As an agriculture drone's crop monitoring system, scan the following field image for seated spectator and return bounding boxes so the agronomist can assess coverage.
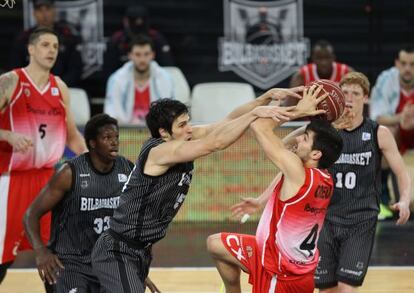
[103,5,174,80]
[370,45,414,219]
[9,0,83,87]
[104,35,174,126]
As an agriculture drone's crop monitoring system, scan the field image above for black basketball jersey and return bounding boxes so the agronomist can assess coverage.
[326,118,382,225]
[110,138,194,244]
[49,153,134,263]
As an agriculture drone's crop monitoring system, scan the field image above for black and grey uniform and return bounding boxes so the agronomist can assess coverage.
[49,153,134,293]
[315,119,381,288]
[91,138,194,293]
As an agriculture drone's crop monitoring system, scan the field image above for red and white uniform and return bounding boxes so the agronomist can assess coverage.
[0,68,67,264]
[300,62,350,86]
[222,168,333,293]
[396,89,414,154]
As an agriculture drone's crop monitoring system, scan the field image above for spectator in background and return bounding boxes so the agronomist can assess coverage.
[370,45,414,219]
[104,35,174,126]
[290,40,353,87]
[284,40,353,108]
[9,0,83,87]
[103,5,174,80]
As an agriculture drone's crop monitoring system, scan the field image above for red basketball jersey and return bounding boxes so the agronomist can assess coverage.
[0,68,67,172]
[300,62,350,86]
[256,168,333,279]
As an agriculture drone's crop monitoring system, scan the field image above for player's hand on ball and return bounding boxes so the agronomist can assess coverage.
[262,86,304,104]
[293,85,327,118]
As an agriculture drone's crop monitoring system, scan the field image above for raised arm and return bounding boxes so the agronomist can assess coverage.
[145,106,291,176]
[56,77,87,155]
[378,126,411,225]
[24,164,72,284]
[250,118,305,199]
[192,87,303,139]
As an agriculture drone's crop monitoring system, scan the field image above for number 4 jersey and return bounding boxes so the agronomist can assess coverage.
[256,168,334,278]
[49,153,134,263]
[0,68,67,172]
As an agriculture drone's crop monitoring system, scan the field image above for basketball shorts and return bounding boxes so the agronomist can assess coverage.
[55,259,100,293]
[221,233,314,293]
[91,231,152,293]
[314,217,377,288]
[0,168,54,264]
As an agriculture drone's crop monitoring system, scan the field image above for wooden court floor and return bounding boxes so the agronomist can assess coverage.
[0,267,413,292]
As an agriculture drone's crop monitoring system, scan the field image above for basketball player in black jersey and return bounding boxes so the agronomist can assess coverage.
[91,88,304,292]
[314,72,411,292]
[23,114,159,293]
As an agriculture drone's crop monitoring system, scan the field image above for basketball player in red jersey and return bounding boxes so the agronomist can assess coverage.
[0,28,86,286]
[207,86,343,293]
[290,40,353,88]
[284,40,352,110]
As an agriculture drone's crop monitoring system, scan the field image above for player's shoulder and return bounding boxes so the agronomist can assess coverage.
[0,70,19,91]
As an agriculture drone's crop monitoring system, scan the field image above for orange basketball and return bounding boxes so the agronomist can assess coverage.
[308,79,346,122]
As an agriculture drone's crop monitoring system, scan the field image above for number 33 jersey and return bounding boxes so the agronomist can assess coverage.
[256,168,333,278]
[49,153,134,263]
[0,68,67,172]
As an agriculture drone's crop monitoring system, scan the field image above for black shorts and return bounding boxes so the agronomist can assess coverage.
[314,217,377,288]
[55,259,100,293]
[91,231,152,293]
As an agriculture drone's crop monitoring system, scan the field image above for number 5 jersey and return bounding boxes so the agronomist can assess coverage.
[0,68,67,172]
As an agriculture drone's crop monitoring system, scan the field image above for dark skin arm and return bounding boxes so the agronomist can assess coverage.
[23,164,72,285]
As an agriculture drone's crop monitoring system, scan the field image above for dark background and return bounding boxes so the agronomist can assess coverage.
[1,0,413,107]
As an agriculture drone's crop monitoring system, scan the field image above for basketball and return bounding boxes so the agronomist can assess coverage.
[308,79,346,122]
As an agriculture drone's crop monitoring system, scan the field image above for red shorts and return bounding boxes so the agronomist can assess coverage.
[221,233,314,293]
[0,168,54,264]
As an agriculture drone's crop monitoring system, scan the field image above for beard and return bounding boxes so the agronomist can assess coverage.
[401,74,414,85]
[134,64,150,75]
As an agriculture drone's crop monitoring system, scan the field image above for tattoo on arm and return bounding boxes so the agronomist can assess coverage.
[0,73,17,111]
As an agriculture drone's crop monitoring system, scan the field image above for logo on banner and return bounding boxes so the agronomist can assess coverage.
[219,0,310,89]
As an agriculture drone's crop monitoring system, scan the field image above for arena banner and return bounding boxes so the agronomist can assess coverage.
[23,0,105,79]
[219,0,310,89]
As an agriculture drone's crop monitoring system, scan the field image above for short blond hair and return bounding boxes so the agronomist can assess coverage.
[339,72,370,96]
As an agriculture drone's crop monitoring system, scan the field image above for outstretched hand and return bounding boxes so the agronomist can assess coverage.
[230,197,262,221]
[293,85,327,118]
[252,105,296,122]
[261,86,304,105]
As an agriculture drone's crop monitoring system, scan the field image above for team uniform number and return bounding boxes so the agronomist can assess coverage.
[93,216,110,234]
[335,172,356,189]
